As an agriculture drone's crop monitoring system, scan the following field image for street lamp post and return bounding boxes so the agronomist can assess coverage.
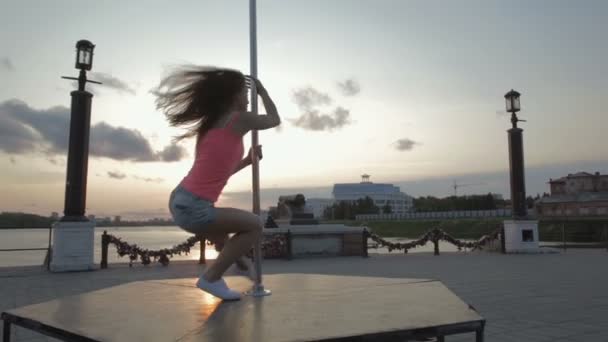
[51,40,101,272]
[60,40,101,221]
[505,89,527,219]
[502,89,540,253]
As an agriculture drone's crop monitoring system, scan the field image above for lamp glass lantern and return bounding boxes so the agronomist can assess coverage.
[75,40,95,71]
[504,89,521,113]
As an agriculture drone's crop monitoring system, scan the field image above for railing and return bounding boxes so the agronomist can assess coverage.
[0,226,53,269]
[364,226,503,256]
[357,209,513,221]
[101,225,503,268]
[539,220,608,251]
[99,222,607,268]
[101,230,290,268]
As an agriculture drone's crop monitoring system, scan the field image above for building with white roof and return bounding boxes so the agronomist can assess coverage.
[332,174,414,214]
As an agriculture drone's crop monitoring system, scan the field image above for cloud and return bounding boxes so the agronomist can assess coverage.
[90,72,136,95]
[70,81,99,95]
[158,143,188,162]
[292,87,332,111]
[289,106,351,131]
[0,99,186,162]
[337,79,360,96]
[108,172,163,183]
[91,125,187,162]
[7,102,72,153]
[1,57,14,71]
[108,171,127,179]
[47,157,65,166]
[290,85,353,132]
[90,122,157,161]
[394,138,418,151]
[69,72,135,95]
[133,175,164,183]
[91,125,189,162]
[0,112,40,153]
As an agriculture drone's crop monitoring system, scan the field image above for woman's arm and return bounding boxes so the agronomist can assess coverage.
[257,85,281,128]
[235,79,281,133]
[231,145,262,175]
[232,158,251,175]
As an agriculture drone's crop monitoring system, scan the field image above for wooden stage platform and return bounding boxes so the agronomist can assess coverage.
[2,274,484,341]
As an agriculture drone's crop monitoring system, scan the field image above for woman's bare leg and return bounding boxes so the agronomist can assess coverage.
[198,207,262,282]
[213,234,251,271]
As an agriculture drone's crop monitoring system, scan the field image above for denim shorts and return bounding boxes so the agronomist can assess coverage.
[168,185,217,234]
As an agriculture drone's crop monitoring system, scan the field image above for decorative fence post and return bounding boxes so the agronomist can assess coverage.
[362,229,369,258]
[562,223,567,251]
[500,226,506,254]
[101,230,109,269]
[604,223,607,252]
[431,228,440,256]
[286,230,293,260]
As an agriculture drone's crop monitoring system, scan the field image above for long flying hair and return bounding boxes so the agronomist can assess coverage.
[153,66,246,141]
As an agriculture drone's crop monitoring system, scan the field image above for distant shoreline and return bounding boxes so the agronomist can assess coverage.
[0,212,177,229]
[0,223,177,229]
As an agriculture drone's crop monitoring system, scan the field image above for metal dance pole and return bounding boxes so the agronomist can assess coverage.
[246,0,271,297]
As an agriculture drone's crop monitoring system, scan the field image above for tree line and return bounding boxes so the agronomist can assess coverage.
[0,212,55,228]
[414,194,504,212]
[323,197,381,220]
[0,212,177,228]
[413,193,541,212]
[323,194,541,220]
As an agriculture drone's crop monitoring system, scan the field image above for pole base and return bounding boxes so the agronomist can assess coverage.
[503,219,540,253]
[50,220,96,272]
[245,284,272,297]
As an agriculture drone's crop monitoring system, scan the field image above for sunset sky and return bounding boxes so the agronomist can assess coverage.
[1,0,607,219]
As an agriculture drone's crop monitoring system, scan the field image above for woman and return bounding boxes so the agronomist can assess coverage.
[155,66,281,300]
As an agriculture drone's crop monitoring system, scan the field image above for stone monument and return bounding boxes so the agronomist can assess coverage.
[277,194,319,225]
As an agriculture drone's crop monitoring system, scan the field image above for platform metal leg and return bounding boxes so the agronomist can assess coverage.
[2,320,10,342]
[476,327,484,342]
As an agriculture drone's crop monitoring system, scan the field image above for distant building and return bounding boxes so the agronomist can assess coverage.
[537,172,608,217]
[332,174,414,214]
[306,198,335,218]
[114,215,122,224]
[51,212,59,220]
[87,215,96,223]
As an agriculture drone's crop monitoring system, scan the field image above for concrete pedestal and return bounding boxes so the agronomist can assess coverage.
[50,220,95,272]
[503,220,540,253]
[264,224,366,257]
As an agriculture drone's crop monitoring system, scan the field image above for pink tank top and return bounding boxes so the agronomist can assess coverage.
[180,113,244,202]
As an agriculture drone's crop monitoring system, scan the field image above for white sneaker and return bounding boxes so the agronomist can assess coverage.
[196,276,241,301]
